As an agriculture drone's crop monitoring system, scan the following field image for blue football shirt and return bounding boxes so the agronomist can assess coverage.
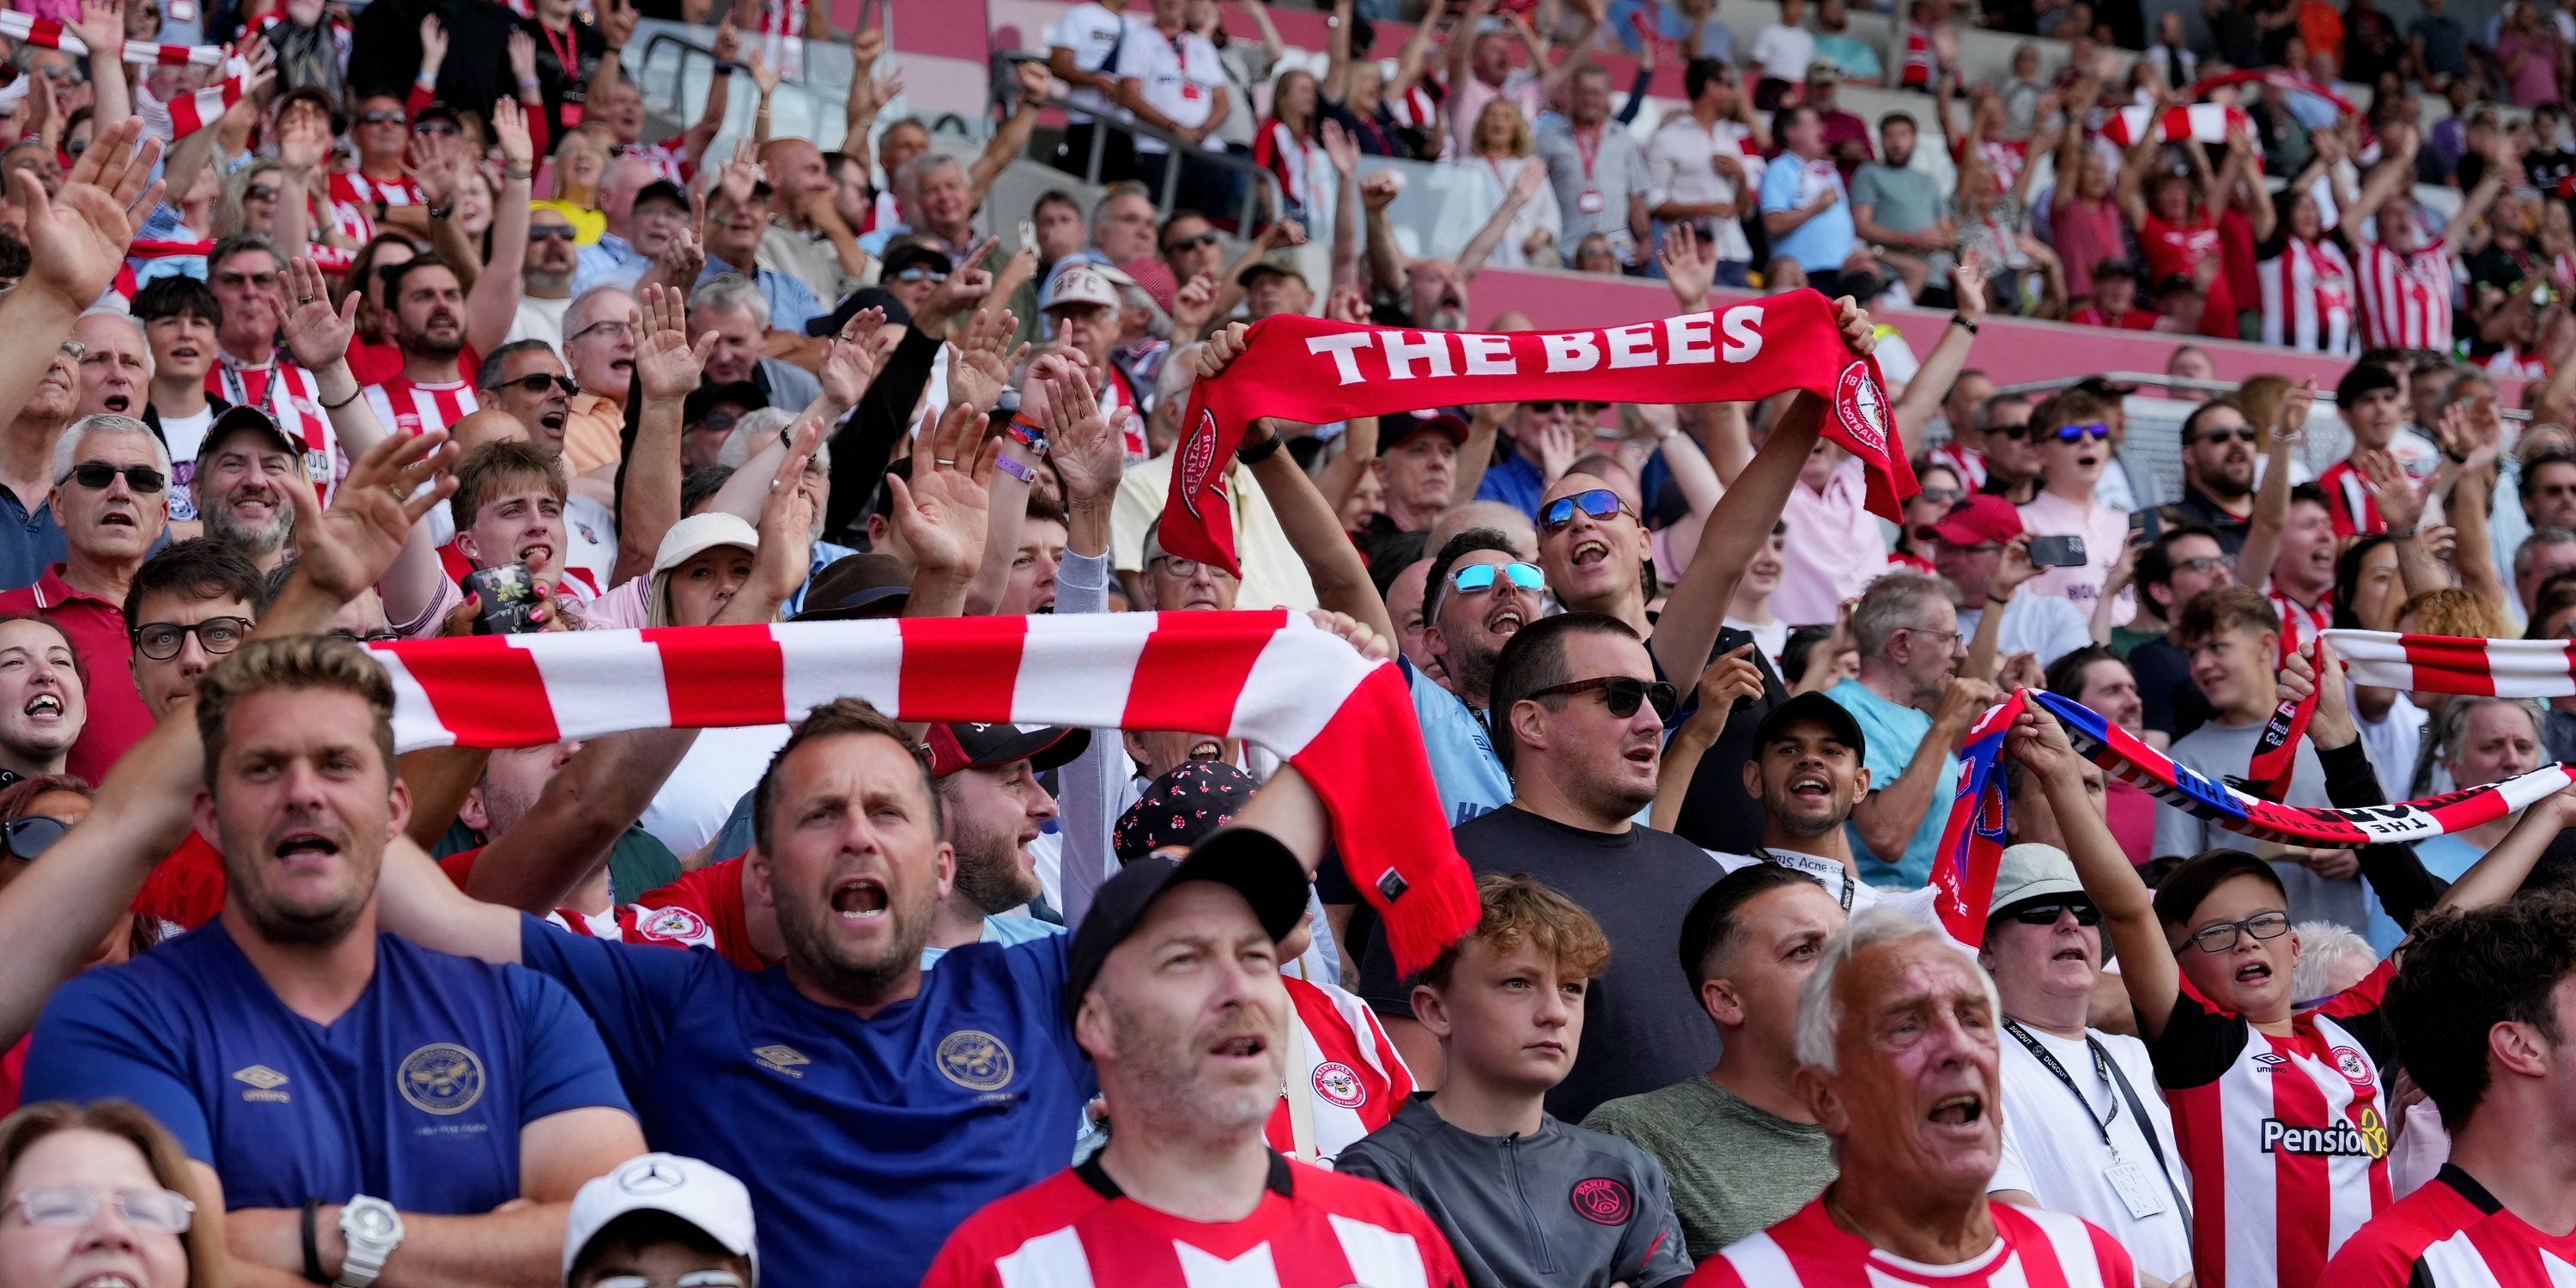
[516,915,1096,1287]
[24,918,630,1214]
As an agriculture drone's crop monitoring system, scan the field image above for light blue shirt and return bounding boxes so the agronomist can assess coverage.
[696,258,822,334]
[785,539,860,617]
[2361,831,2482,956]
[1826,677,1953,889]
[1759,153,1857,273]
[573,234,648,297]
[920,914,1066,967]
[1404,657,1513,827]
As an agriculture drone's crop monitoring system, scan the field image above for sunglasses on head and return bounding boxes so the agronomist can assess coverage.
[68,460,166,493]
[1,814,71,860]
[503,373,578,396]
[1528,675,1680,720]
[2053,421,2113,444]
[1540,488,1629,532]
[2005,901,2101,926]
[1449,561,1545,596]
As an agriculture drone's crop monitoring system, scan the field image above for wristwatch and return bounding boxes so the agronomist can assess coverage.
[335,1196,404,1288]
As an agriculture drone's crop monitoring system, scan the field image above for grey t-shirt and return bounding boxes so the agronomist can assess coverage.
[1850,161,1942,236]
[1583,1075,1837,1258]
[2158,716,2370,932]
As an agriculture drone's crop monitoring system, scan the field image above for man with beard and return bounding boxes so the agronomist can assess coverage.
[361,258,483,440]
[560,285,640,475]
[71,312,150,424]
[1404,258,1470,331]
[2156,397,2263,556]
[0,615,82,788]
[0,415,171,783]
[1683,909,2136,1287]
[925,829,1462,1288]
[922,723,1084,959]
[132,276,227,522]
[1408,531,1546,822]
[689,275,821,416]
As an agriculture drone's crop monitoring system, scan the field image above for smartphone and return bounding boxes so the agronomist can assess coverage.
[2028,534,2088,568]
[463,562,544,635]
[2128,510,2148,533]
[1018,218,1037,252]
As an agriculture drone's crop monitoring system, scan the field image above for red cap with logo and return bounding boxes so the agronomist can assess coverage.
[1919,494,2025,548]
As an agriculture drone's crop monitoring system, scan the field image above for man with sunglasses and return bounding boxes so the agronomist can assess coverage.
[513,205,591,355]
[479,341,580,458]
[1977,843,2194,1286]
[360,258,483,443]
[1975,392,2042,507]
[2158,396,2265,556]
[0,414,169,785]
[326,93,428,243]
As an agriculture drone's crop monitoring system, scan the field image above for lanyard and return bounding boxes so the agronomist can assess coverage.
[2002,1020,2117,1147]
[1756,848,1854,914]
[539,21,581,81]
[217,356,271,410]
[1571,126,1601,182]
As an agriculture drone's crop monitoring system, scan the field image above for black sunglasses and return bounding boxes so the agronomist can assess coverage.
[69,461,166,493]
[1163,231,1220,254]
[1,815,70,861]
[502,373,578,396]
[526,225,580,242]
[1992,422,2032,440]
[412,120,459,137]
[2192,426,2258,447]
[1527,675,1680,721]
[2006,902,2102,927]
[1540,488,1629,533]
[359,109,406,125]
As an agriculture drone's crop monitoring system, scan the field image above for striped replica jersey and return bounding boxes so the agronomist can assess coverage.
[2321,1166,2495,1287]
[326,171,424,245]
[2317,459,2387,538]
[1267,977,1412,1163]
[2268,589,2332,650]
[2397,1208,2576,1287]
[1683,1195,2134,1287]
[922,1152,1465,1288]
[2354,237,2456,352]
[2259,237,2359,354]
[2148,958,2398,1288]
[360,378,478,439]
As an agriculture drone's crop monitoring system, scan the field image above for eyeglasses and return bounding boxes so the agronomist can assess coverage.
[526,225,580,242]
[1148,554,1237,580]
[412,120,459,137]
[2007,901,2102,927]
[2191,426,2258,447]
[569,319,636,343]
[1528,675,1680,720]
[1916,486,1965,505]
[2172,555,2229,576]
[7,1186,194,1234]
[328,629,403,644]
[2053,421,2114,444]
[64,137,84,157]
[68,461,166,493]
[1449,561,1545,597]
[591,1273,746,1288]
[1539,488,1630,533]
[1,815,70,861]
[2181,909,2292,955]
[131,616,251,661]
[359,109,406,125]
[1991,422,2032,440]
[1896,623,1965,650]
[893,267,948,284]
[501,373,578,396]
[1162,231,1221,254]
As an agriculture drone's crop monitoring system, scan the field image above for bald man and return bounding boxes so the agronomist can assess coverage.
[761,138,869,307]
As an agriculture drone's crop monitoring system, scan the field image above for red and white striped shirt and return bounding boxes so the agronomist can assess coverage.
[1931,442,1987,489]
[1251,118,1319,216]
[2156,959,2397,1288]
[326,170,424,245]
[2261,237,2359,354]
[2266,588,2333,650]
[2321,1167,2494,1287]
[922,1153,1465,1288]
[2316,459,2385,538]
[1268,976,1411,1164]
[208,355,342,500]
[2354,237,2455,352]
[623,136,700,185]
[361,377,478,439]
[2394,1207,2576,1287]
[1683,1196,2134,1287]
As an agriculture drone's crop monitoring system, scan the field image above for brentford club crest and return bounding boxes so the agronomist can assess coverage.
[1177,408,1222,519]
[637,905,710,944]
[1834,360,1892,457]
[1311,1060,1366,1109]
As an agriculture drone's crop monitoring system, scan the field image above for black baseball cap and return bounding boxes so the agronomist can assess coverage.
[196,405,305,470]
[1752,690,1867,760]
[634,178,690,213]
[805,285,910,337]
[924,722,1090,778]
[1380,410,1469,451]
[682,381,767,425]
[880,237,953,281]
[1064,828,1312,1011]
[791,551,911,620]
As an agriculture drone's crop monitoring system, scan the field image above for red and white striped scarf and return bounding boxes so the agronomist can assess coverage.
[131,58,252,142]
[368,611,1482,974]
[0,11,226,66]
[2328,629,2576,696]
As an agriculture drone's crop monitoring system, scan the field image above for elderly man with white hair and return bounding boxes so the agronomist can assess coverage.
[1689,907,2138,1287]
[0,413,170,783]
[1106,341,1316,611]
[71,310,151,422]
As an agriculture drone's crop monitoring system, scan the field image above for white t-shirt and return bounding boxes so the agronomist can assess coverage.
[161,404,216,522]
[508,295,574,355]
[1710,848,1945,927]
[1116,25,1224,155]
[1748,22,1816,81]
[1957,595,2093,669]
[1990,1023,2194,1285]
[1048,2,1136,121]
[1724,615,1792,670]
[639,723,794,856]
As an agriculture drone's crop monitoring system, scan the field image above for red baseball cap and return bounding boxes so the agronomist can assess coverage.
[1920,494,2024,548]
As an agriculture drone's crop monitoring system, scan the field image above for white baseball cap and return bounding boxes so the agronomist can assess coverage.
[652,512,761,577]
[562,1154,758,1285]
[1045,261,1126,313]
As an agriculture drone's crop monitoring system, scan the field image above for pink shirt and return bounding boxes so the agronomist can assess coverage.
[1774,456,1889,627]
[2053,196,2127,301]
[1447,71,1544,161]
[2017,490,2134,625]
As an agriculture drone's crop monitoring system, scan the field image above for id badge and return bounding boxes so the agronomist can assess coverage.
[1577,187,1605,214]
[1182,81,1202,100]
[2105,1158,2167,1219]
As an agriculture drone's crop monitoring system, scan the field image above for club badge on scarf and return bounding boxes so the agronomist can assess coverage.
[1930,690,2026,948]
[366,611,1482,975]
[1160,289,1917,574]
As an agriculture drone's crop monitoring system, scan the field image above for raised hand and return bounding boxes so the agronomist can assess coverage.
[1014,58,1050,105]
[1258,216,1308,249]
[657,212,707,281]
[276,109,329,175]
[1320,118,1359,176]
[1039,365,1125,509]
[913,238,998,333]
[506,28,538,87]
[1657,220,1715,309]
[750,419,825,604]
[1170,273,1218,337]
[713,15,741,63]
[1534,419,1580,481]
[71,0,125,63]
[816,307,887,405]
[2358,448,2429,532]
[1360,171,1400,212]
[275,258,358,369]
[947,306,1028,410]
[404,130,459,207]
[491,97,534,171]
[1950,247,1989,323]
[21,118,163,308]
[284,430,461,606]
[596,0,637,52]
[1510,155,1548,204]
[1197,320,1251,380]
[1832,295,1876,356]
[417,12,448,70]
[889,401,1004,579]
[1696,644,1765,714]
[633,288,713,401]
[750,51,781,100]
[719,136,760,206]
[1326,283,1370,324]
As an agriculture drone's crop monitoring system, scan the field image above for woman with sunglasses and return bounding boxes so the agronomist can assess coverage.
[0,1099,213,1288]
[2015,388,2133,625]
[0,776,151,1115]
[1893,458,1963,574]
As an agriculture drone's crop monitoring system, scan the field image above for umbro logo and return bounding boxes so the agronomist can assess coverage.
[2252,1054,2287,1072]
[233,1066,291,1103]
[754,1045,809,1079]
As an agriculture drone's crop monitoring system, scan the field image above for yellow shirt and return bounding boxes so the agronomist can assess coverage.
[1111,453,1319,612]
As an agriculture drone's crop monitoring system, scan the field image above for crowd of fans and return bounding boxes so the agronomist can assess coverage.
[3,1,2576,1287]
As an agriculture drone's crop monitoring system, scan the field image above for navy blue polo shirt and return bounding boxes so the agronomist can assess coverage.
[24,918,630,1213]
[0,485,65,592]
[516,915,1094,1287]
